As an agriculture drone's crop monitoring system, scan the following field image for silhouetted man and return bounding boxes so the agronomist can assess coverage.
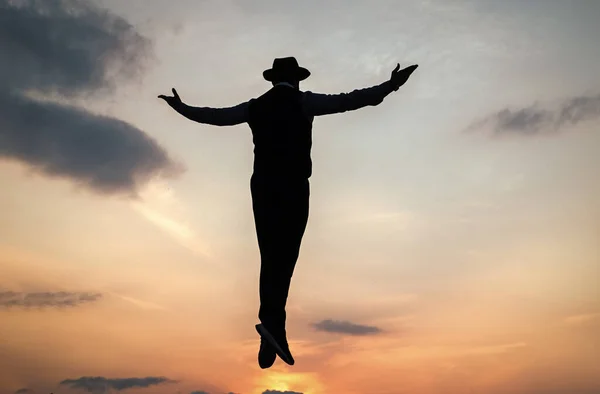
[159,57,418,369]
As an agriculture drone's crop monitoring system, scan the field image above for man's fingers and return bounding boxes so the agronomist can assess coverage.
[393,63,400,73]
[404,64,419,73]
[172,88,179,100]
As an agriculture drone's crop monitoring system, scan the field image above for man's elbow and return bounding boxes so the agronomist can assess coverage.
[354,94,386,109]
[362,96,385,108]
[371,96,385,106]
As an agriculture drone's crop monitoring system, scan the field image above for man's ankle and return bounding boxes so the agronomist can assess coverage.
[261,321,286,339]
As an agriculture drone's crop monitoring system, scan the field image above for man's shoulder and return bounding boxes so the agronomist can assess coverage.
[255,86,308,98]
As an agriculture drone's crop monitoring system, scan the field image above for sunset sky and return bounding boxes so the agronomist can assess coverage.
[1,1,599,394]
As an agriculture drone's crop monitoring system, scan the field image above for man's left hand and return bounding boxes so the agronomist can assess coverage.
[158,88,183,110]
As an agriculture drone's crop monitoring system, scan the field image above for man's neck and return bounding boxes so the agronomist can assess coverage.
[274,82,297,89]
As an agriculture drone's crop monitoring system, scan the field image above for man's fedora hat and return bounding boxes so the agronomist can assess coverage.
[263,57,311,82]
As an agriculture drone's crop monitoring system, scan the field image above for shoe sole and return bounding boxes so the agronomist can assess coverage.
[258,341,276,369]
[258,354,276,369]
[256,323,295,365]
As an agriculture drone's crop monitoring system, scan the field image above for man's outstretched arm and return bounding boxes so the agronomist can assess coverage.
[158,88,249,126]
[304,63,418,117]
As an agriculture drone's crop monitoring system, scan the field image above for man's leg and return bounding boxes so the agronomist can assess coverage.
[251,175,309,362]
[251,175,283,332]
[251,174,280,368]
[266,177,310,333]
[254,177,309,332]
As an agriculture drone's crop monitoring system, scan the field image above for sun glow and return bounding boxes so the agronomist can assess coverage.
[254,371,325,394]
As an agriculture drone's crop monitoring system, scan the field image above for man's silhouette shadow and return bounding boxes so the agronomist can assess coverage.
[159,56,418,369]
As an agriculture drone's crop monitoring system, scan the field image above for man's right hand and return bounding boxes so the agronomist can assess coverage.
[390,64,419,91]
[158,88,183,110]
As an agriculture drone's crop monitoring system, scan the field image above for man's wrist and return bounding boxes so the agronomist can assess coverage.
[385,80,398,93]
[173,102,185,113]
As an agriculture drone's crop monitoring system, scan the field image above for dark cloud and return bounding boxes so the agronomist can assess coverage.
[262,391,303,394]
[190,391,210,394]
[15,389,32,394]
[0,0,149,96]
[557,94,600,127]
[311,319,382,336]
[466,93,600,135]
[60,376,175,393]
[0,291,102,308]
[0,0,182,197]
[0,92,182,196]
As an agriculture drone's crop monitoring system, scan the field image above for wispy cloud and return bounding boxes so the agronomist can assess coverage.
[131,180,212,258]
[466,93,600,135]
[328,340,529,366]
[0,0,182,197]
[14,388,32,394]
[312,319,383,336]
[564,313,600,326]
[107,292,166,311]
[0,291,102,309]
[60,376,176,393]
[190,391,210,394]
[465,342,527,355]
[346,211,415,226]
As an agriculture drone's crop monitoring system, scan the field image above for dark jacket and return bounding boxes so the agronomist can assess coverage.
[175,80,396,179]
[248,85,313,178]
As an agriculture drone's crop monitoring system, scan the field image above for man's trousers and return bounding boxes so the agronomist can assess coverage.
[250,173,310,336]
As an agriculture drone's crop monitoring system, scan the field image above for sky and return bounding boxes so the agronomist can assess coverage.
[1,0,599,393]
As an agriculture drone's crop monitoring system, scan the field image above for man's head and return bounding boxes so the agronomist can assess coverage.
[263,57,310,89]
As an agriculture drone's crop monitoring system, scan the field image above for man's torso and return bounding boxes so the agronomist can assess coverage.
[248,86,314,179]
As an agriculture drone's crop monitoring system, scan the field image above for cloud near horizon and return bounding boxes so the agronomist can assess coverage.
[0,0,183,198]
[59,376,175,393]
[0,291,102,308]
[262,391,303,394]
[466,93,600,135]
[311,319,383,336]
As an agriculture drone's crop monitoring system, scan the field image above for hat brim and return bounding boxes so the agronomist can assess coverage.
[263,67,310,82]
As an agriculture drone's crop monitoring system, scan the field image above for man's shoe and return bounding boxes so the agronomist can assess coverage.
[256,323,295,366]
[258,337,277,369]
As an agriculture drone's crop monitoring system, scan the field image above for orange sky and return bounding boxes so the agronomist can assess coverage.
[1,1,600,394]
